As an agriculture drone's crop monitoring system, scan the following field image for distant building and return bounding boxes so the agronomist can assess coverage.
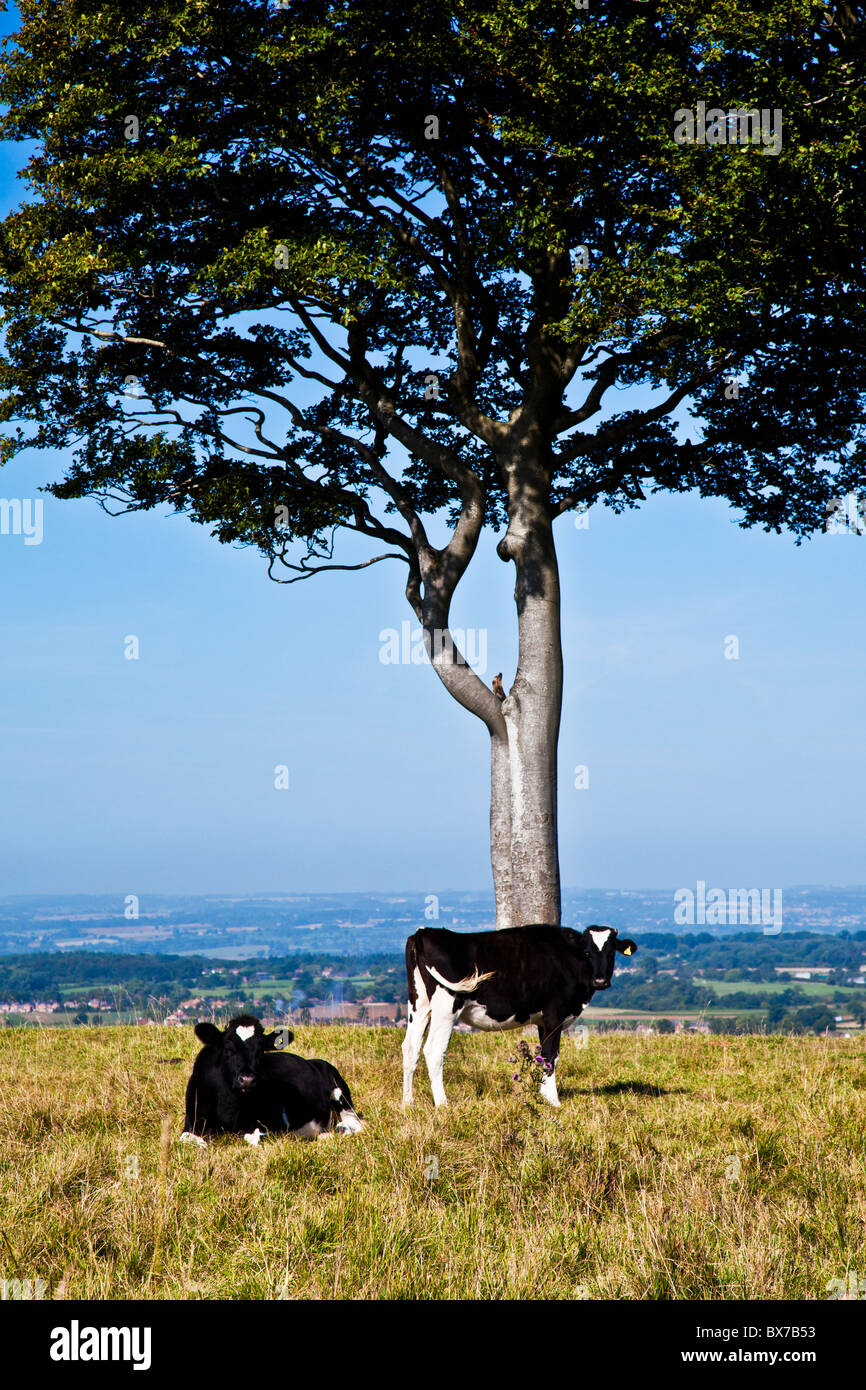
[304,1001,402,1025]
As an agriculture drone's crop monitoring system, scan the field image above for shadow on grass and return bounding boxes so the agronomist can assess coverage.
[564,1081,687,1098]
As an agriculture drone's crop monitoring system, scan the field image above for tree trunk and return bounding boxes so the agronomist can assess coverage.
[494,508,569,922]
[493,449,564,927]
[489,730,514,928]
[413,449,563,929]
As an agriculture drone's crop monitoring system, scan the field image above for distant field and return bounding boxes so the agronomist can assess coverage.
[583,1006,754,1021]
[176,946,271,959]
[1,1026,864,1300]
[695,978,839,999]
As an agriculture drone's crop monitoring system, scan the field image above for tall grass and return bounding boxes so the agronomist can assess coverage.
[0,1025,863,1299]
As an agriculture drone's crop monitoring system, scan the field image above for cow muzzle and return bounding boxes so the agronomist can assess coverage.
[236,1074,256,1090]
[592,979,611,989]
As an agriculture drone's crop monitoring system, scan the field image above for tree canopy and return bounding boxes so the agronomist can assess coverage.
[1,0,863,580]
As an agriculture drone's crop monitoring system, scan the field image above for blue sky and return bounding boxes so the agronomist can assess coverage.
[0,8,864,896]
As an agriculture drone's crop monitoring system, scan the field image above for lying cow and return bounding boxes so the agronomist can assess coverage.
[402,924,637,1107]
[180,1014,363,1144]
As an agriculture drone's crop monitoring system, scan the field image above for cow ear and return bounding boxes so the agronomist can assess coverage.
[194,1022,223,1046]
[615,939,638,956]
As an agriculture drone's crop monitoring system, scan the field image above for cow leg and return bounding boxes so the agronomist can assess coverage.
[402,971,432,1106]
[182,1082,213,1142]
[537,1020,563,1107]
[423,987,458,1107]
[328,1070,364,1134]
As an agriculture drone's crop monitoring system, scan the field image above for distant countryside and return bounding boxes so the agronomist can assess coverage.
[2,889,865,1037]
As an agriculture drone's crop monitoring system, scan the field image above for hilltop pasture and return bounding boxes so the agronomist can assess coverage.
[0,1025,864,1301]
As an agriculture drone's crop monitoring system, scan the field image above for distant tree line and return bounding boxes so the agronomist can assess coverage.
[1,934,864,1035]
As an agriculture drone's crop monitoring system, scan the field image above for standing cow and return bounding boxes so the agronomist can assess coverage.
[181,1014,363,1144]
[402,925,637,1107]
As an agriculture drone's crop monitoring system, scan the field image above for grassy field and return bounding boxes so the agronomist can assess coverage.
[1,1025,864,1300]
[694,978,841,999]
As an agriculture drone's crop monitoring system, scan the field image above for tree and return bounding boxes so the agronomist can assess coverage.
[1,2,864,926]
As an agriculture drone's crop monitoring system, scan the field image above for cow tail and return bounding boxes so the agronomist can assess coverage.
[426,963,496,994]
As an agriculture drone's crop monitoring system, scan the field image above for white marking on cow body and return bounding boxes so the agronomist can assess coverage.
[458,1001,518,1031]
[179,1131,207,1148]
[334,1110,363,1135]
[589,929,612,954]
[235,1025,256,1042]
[244,1128,264,1146]
[427,963,495,994]
[331,1088,343,1102]
[293,1120,323,1141]
[539,1068,560,1108]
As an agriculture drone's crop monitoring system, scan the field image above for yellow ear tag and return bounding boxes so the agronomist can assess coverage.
[624,946,634,955]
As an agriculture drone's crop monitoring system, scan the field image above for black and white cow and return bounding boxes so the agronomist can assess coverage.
[402,925,637,1107]
[180,1014,363,1145]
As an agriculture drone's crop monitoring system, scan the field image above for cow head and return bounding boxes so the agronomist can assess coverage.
[580,925,638,991]
[193,1015,291,1094]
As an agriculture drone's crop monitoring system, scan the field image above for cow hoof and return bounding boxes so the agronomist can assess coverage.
[243,1129,264,1147]
[335,1112,364,1135]
[179,1131,207,1148]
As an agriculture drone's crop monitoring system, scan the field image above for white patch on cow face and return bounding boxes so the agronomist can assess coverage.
[589,929,612,954]
[235,1025,256,1042]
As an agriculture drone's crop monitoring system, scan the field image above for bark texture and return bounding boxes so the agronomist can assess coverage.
[412,434,564,929]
